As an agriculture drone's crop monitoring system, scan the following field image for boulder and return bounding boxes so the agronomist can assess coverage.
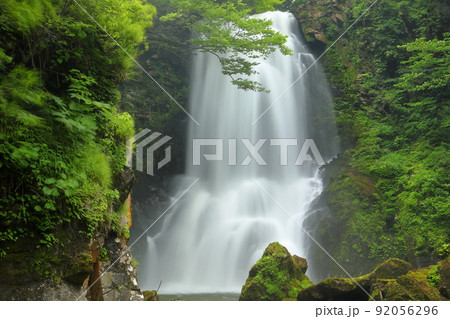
[298,258,414,301]
[372,267,446,301]
[239,242,313,301]
[356,258,414,287]
[143,290,159,301]
[293,255,308,274]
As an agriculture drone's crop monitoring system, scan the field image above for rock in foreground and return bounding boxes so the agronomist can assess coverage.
[297,258,413,301]
[239,242,313,301]
[239,243,449,301]
[297,258,448,301]
[371,265,447,301]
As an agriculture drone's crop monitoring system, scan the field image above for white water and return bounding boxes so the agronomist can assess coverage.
[138,11,338,293]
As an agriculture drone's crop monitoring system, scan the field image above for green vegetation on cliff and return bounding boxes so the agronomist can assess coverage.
[296,0,449,274]
[0,0,155,261]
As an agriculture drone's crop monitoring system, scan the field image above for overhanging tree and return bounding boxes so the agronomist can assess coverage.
[148,0,291,92]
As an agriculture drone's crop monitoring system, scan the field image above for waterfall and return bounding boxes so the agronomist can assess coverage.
[137,11,338,294]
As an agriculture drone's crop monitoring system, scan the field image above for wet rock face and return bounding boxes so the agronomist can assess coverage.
[239,242,313,301]
[293,0,348,54]
[0,232,143,301]
[100,235,143,301]
[0,164,137,301]
[438,259,450,298]
[113,166,135,211]
[292,255,308,274]
[0,229,98,301]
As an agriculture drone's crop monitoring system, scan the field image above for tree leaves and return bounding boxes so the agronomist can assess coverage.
[396,36,450,95]
[151,0,291,91]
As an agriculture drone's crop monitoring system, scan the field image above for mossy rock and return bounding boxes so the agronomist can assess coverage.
[143,290,159,301]
[367,258,414,279]
[356,258,414,287]
[239,242,313,301]
[298,258,414,301]
[292,255,308,274]
[372,267,447,301]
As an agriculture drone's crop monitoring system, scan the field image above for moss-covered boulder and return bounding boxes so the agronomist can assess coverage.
[356,258,414,287]
[239,242,313,301]
[143,290,159,301]
[372,267,446,301]
[298,258,414,301]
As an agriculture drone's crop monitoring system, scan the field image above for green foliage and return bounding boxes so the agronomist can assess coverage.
[0,0,152,260]
[242,0,286,14]
[307,0,449,274]
[240,242,313,300]
[111,202,130,239]
[396,37,450,94]
[438,244,449,260]
[150,0,291,91]
[0,0,57,33]
[251,254,301,298]
[427,264,441,288]
[86,0,156,51]
[131,258,139,267]
[0,66,44,126]
[99,247,108,262]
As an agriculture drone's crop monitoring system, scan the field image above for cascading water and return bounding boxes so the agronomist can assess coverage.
[136,11,338,294]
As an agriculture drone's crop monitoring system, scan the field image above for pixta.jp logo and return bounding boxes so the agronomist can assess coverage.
[127,129,172,176]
